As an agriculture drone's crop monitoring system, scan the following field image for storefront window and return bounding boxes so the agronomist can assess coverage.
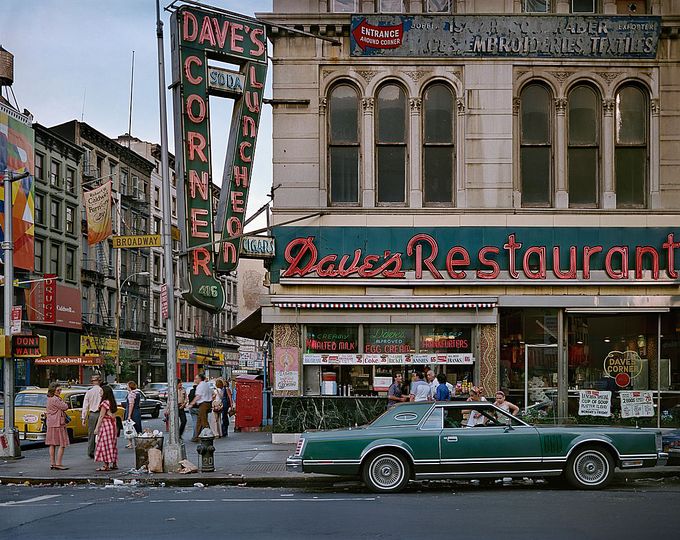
[305,325,358,353]
[419,325,471,353]
[364,325,415,354]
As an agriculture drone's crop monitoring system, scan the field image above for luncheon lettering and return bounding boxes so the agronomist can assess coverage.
[283,233,680,281]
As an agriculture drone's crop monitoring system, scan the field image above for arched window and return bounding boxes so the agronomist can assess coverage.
[422,84,455,205]
[520,83,553,206]
[615,85,648,208]
[376,84,407,204]
[328,84,360,204]
[568,84,600,207]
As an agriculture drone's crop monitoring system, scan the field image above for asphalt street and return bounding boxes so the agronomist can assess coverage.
[0,481,679,540]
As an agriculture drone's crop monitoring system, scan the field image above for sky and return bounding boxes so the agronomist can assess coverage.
[2,0,273,231]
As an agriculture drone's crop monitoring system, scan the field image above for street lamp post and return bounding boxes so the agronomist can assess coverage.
[115,270,149,381]
[2,168,30,459]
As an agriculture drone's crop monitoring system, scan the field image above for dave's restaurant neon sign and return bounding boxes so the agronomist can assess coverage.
[282,232,680,282]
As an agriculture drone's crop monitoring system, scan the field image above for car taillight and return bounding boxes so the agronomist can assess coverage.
[294,437,305,457]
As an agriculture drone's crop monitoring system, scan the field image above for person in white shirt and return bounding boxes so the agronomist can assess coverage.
[426,370,439,395]
[81,374,103,459]
[186,373,212,442]
[409,371,432,402]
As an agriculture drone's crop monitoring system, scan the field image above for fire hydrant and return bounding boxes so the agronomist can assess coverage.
[196,434,215,472]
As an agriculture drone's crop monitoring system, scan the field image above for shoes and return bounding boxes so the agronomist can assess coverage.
[190,437,199,442]
[88,454,94,459]
[52,465,69,470]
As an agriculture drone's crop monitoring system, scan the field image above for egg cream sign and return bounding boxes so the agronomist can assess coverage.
[171,5,267,312]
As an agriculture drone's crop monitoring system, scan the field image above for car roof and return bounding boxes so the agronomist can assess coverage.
[17,388,85,396]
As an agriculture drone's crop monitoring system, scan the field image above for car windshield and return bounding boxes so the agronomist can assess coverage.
[113,390,128,402]
[15,393,48,408]
[148,384,166,389]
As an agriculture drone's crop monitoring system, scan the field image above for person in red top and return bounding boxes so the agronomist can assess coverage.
[93,385,119,471]
[45,383,70,470]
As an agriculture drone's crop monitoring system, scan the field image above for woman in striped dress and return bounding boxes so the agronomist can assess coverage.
[94,385,119,471]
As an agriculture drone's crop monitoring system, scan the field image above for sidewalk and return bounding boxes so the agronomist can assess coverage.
[1,428,678,488]
[0,428,335,488]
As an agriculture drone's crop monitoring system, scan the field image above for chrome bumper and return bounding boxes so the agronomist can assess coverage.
[286,457,304,473]
[657,452,669,467]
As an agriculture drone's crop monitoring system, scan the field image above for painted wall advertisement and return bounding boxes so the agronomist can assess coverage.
[620,391,655,418]
[274,346,299,392]
[350,15,661,59]
[578,390,611,417]
[0,103,34,270]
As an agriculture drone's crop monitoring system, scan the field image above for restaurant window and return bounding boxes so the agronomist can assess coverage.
[65,248,75,281]
[328,84,360,205]
[499,308,559,411]
[35,153,44,180]
[568,84,600,208]
[65,205,75,235]
[50,160,60,187]
[615,84,648,208]
[331,0,355,12]
[50,243,61,275]
[35,193,44,225]
[364,325,416,354]
[376,84,407,205]
[423,83,455,205]
[306,325,359,354]
[426,0,451,12]
[34,238,44,273]
[66,168,76,192]
[50,199,62,230]
[520,83,553,207]
[379,0,404,12]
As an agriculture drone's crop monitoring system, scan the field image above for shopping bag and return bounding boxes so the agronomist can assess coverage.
[123,419,137,439]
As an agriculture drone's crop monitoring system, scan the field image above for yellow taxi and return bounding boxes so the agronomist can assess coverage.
[0,387,124,442]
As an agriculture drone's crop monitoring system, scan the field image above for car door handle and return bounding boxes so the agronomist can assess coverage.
[444,436,458,442]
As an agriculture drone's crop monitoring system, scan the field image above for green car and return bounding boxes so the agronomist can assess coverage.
[286,401,667,493]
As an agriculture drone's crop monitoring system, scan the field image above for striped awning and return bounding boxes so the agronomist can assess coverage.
[272,301,497,310]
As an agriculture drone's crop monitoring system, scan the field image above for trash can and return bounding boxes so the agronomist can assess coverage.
[133,436,164,469]
[235,375,263,431]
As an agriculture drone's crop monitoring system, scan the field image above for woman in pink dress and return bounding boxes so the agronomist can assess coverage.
[45,383,69,470]
[94,385,119,471]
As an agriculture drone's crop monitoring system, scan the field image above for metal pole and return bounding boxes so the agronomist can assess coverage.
[157,0,184,469]
[2,169,19,457]
[115,261,121,380]
[524,345,528,414]
[657,314,662,429]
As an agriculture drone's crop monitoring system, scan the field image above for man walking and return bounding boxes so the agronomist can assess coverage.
[387,373,407,409]
[186,373,212,442]
[81,374,103,459]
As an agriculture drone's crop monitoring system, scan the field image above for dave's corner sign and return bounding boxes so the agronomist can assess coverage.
[603,350,643,388]
[350,15,661,59]
[171,4,267,312]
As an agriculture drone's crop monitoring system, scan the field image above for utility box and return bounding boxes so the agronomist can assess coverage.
[235,375,263,431]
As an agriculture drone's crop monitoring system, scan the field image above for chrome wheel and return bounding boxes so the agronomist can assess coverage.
[363,452,409,493]
[567,448,612,489]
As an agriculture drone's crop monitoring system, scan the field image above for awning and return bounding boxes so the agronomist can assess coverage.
[227,308,272,340]
[271,298,497,310]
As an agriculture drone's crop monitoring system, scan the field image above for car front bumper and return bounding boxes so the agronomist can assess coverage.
[286,457,304,473]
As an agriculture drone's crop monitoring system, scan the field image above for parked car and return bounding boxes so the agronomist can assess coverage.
[113,389,163,418]
[0,387,124,442]
[287,401,667,493]
[143,383,169,401]
[662,428,680,466]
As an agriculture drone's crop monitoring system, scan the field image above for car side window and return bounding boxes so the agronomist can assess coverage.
[443,407,463,428]
[70,394,85,409]
[420,407,443,430]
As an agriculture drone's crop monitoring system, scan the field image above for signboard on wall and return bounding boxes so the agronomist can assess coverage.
[303,353,474,365]
[578,390,611,417]
[27,281,82,330]
[274,346,299,391]
[603,350,643,387]
[274,227,680,286]
[350,15,661,59]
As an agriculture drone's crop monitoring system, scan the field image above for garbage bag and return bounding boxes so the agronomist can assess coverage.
[148,448,163,473]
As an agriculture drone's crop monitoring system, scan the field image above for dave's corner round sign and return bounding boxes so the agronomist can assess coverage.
[603,350,643,387]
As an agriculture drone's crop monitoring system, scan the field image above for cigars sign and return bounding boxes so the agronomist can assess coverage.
[277,228,680,284]
[171,5,267,312]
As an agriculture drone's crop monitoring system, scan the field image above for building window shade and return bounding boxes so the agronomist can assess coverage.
[376,84,407,205]
[615,85,648,208]
[520,84,553,207]
[328,84,360,204]
[568,85,600,207]
[423,84,455,205]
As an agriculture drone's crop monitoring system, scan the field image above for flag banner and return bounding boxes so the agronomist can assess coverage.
[84,181,112,245]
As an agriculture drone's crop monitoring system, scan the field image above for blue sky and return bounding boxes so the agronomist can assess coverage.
[3,0,273,230]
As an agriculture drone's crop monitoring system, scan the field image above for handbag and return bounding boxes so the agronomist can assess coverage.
[212,398,223,412]
[64,413,72,424]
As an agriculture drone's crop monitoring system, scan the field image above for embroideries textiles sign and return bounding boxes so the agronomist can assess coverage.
[350,15,661,59]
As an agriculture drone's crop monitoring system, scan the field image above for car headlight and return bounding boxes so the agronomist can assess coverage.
[294,437,306,457]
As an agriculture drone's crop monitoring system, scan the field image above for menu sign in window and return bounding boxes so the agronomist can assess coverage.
[305,326,358,353]
[364,325,415,354]
[420,326,472,353]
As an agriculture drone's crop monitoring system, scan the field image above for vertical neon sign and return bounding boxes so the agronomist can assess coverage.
[171,6,267,311]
